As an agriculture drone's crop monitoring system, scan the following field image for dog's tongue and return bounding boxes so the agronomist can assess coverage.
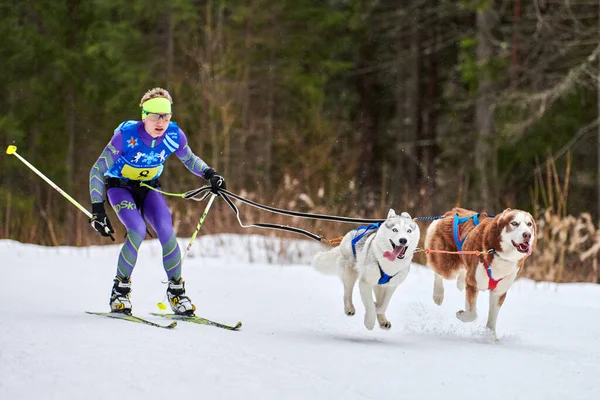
[383,246,405,262]
[512,240,532,255]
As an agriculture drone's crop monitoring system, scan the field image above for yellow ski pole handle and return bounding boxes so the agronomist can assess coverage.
[5,145,115,241]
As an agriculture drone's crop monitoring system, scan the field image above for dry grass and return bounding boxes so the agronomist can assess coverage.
[524,210,600,283]
[523,154,600,283]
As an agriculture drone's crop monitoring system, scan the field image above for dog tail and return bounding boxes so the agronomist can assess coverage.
[311,246,342,276]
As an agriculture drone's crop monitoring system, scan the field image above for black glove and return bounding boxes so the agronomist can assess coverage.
[89,202,114,237]
[204,168,227,194]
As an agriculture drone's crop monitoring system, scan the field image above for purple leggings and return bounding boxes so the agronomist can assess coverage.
[107,187,182,281]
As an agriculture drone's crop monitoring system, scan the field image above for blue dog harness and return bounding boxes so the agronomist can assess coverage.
[351,223,381,258]
[351,222,400,285]
[452,213,481,252]
[452,212,502,290]
[377,264,396,285]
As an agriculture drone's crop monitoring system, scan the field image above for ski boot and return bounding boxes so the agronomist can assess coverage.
[110,277,132,314]
[166,278,196,316]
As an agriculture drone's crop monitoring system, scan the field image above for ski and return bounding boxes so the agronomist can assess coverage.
[86,311,177,329]
[150,313,242,331]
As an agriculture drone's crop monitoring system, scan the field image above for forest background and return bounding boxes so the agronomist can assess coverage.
[1,0,600,283]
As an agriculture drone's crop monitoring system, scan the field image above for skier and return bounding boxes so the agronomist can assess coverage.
[88,87,226,316]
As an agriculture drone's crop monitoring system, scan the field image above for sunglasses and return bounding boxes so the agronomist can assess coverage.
[143,110,172,122]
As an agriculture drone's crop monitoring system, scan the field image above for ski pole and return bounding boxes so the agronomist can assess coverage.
[182,193,217,263]
[5,145,115,241]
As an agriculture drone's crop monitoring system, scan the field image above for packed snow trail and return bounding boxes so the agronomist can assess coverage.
[0,237,599,400]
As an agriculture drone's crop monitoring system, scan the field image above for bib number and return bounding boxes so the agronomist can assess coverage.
[121,164,160,181]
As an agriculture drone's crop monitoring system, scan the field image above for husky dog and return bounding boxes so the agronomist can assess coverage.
[312,209,420,330]
[425,207,536,340]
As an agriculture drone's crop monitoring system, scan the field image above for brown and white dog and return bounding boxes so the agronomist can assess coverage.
[424,207,536,340]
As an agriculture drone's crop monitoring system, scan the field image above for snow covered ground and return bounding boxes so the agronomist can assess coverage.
[1,235,599,400]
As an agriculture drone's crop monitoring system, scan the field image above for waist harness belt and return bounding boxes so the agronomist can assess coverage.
[105,177,161,216]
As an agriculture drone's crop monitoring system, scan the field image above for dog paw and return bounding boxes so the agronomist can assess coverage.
[344,304,356,316]
[433,291,444,305]
[456,310,477,323]
[364,314,376,330]
[377,315,391,330]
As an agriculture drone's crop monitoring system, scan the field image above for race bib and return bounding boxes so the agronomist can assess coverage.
[121,164,160,181]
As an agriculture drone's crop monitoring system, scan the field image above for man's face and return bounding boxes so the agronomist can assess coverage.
[143,113,171,138]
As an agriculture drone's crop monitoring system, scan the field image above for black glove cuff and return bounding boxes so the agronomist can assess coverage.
[203,168,216,180]
[92,202,105,214]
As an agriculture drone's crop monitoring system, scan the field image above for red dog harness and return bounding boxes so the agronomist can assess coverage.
[483,257,502,290]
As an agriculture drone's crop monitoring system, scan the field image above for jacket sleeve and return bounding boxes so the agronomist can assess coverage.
[174,129,211,179]
[89,132,123,204]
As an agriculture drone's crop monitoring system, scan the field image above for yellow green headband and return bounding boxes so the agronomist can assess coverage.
[141,97,172,119]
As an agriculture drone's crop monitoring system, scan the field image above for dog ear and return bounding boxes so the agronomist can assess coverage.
[400,211,411,220]
[387,209,397,218]
[495,208,513,228]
